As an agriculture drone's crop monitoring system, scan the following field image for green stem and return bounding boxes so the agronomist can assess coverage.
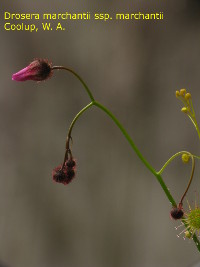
[158,151,191,175]
[52,66,95,102]
[189,231,200,250]
[188,115,200,140]
[57,69,200,251]
[180,154,195,205]
[158,151,196,205]
[158,151,200,174]
[92,100,200,251]
[155,173,176,207]
[193,118,200,140]
[93,101,156,175]
[67,102,94,141]
[93,100,176,206]
[62,102,94,164]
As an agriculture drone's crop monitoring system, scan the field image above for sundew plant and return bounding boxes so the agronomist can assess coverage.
[12,58,200,252]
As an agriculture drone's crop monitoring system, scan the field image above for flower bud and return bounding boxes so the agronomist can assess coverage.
[180,89,186,96]
[175,91,180,97]
[12,59,52,82]
[170,207,184,220]
[185,93,191,100]
[66,159,76,168]
[182,153,190,164]
[181,107,189,113]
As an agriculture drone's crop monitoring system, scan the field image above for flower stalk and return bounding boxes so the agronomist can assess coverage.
[176,89,200,140]
[12,59,200,252]
[52,66,95,102]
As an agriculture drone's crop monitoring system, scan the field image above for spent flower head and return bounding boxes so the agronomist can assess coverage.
[12,59,53,82]
[52,158,76,185]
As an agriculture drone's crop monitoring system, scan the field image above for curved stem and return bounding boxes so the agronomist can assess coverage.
[67,102,94,148]
[93,100,176,206]
[92,100,200,250]
[157,151,195,206]
[194,155,200,160]
[158,151,192,175]
[93,101,157,176]
[52,68,200,251]
[188,115,200,140]
[179,154,195,205]
[62,102,94,165]
[52,66,95,102]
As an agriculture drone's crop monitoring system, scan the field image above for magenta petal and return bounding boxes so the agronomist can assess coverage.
[12,67,30,81]
[12,59,53,82]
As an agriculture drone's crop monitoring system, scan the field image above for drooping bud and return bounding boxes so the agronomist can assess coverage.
[12,59,53,82]
[170,206,184,220]
[182,153,190,164]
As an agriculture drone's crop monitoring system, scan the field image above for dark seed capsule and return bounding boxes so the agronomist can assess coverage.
[170,207,184,220]
[67,168,75,179]
[53,169,65,183]
[66,159,76,168]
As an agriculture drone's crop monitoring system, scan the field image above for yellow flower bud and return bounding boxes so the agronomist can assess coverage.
[182,153,190,163]
[181,107,188,113]
[180,89,186,96]
[175,91,180,97]
[185,93,191,100]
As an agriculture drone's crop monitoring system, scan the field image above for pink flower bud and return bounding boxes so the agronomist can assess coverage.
[12,59,52,82]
